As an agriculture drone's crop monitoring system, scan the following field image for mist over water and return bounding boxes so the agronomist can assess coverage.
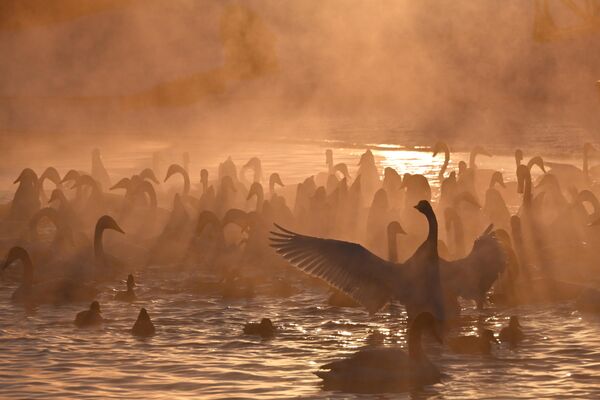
[2,1,600,399]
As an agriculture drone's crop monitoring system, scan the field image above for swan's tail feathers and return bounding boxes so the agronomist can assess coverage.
[269,224,399,314]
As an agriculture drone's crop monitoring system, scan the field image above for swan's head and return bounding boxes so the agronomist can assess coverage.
[14,168,38,185]
[458,161,467,174]
[334,163,350,179]
[61,169,81,184]
[40,167,61,185]
[72,175,100,191]
[126,274,135,289]
[164,164,186,183]
[432,141,448,157]
[110,177,131,191]
[527,156,546,173]
[139,168,159,184]
[515,149,524,164]
[357,149,375,166]
[90,301,101,313]
[242,157,262,172]
[269,172,285,187]
[387,221,406,236]
[2,246,30,271]
[96,215,125,234]
[490,171,505,189]
[414,200,433,215]
[247,182,264,201]
[200,169,209,184]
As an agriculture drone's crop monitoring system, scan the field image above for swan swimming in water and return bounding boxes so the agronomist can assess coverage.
[315,312,442,393]
[270,200,506,320]
[499,316,524,346]
[115,274,136,302]
[447,328,498,355]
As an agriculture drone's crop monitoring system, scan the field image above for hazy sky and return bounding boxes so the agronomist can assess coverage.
[1,0,599,141]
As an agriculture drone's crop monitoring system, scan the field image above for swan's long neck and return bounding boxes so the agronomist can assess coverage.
[408,321,426,360]
[94,225,106,267]
[440,148,449,178]
[388,229,398,263]
[523,170,532,207]
[426,209,439,257]
[182,172,190,196]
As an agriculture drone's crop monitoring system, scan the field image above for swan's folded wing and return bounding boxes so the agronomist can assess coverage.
[270,224,401,313]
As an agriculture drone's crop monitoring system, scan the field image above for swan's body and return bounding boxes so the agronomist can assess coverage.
[243,318,275,338]
[447,329,497,354]
[315,312,442,393]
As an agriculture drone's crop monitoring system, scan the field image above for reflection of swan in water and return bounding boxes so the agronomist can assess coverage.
[314,312,442,393]
[271,200,505,319]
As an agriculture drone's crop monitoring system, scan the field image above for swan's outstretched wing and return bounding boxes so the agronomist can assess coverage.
[270,224,403,313]
[441,225,506,301]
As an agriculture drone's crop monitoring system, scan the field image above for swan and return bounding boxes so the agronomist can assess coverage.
[38,167,62,204]
[243,318,276,338]
[75,301,104,328]
[499,316,524,345]
[447,328,497,355]
[132,308,155,337]
[7,168,40,223]
[115,274,136,302]
[241,157,263,184]
[432,141,450,180]
[315,312,442,393]
[2,246,97,305]
[270,200,505,320]
[271,200,447,319]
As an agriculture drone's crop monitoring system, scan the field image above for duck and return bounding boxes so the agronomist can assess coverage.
[2,246,97,305]
[315,312,442,393]
[115,274,136,302]
[132,308,155,337]
[447,329,498,354]
[499,316,524,345]
[243,318,276,338]
[75,301,104,328]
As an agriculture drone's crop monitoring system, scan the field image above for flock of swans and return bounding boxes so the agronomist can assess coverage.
[1,141,599,393]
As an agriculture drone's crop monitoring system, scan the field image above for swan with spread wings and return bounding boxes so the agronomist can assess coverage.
[270,200,506,320]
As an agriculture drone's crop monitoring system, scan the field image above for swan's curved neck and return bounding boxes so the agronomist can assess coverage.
[182,172,190,195]
[94,225,106,266]
[254,190,264,212]
[440,148,450,178]
[387,229,398,263]
[408,321,426,359]
[425,209,438,256]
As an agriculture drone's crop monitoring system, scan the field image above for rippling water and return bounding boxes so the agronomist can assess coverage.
[2,130,600,399]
